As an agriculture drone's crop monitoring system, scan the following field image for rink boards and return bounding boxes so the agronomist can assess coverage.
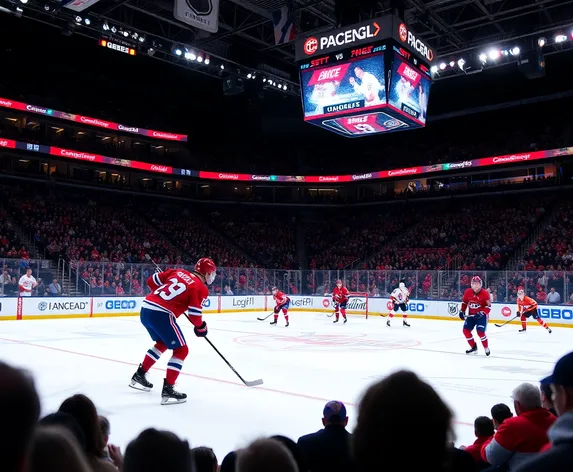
[1,295,573,327]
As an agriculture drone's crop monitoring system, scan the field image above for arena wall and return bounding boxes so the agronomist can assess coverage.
[1,295,573,327]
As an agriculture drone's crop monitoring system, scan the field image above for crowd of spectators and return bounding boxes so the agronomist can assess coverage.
[1,350,572,472]
[206,209,298,269]
[2,179,573,301]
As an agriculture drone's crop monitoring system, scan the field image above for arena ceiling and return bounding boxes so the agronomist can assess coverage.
[8,0,573,84]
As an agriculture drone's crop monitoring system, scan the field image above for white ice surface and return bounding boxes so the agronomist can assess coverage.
[0,312,568,459]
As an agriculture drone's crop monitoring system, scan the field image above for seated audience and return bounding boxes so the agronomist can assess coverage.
[481,383,557,471]
[0,361,41,472]
[461,416,494,470]
[123,428,193,472]
[297,401,353,472]
[27,425,92,472]
[516,351,573,472]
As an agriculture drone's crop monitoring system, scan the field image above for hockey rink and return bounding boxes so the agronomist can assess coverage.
[0,312,569,457]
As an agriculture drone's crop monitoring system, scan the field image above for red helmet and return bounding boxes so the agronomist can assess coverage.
[195,258,216,285]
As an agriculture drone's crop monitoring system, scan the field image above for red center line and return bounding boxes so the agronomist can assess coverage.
[0,335,473,427]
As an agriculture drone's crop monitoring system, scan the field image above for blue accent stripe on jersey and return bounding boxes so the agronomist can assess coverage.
[142,300,173,315]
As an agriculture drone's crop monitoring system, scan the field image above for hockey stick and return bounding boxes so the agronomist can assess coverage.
[144,253,163,272]
[495,315,519,328]
[204,336,263,387]
[144,255,263,387]
[257,312,274,321]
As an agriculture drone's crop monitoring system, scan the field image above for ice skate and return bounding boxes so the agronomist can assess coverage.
[270,320,277,326]
[343,318,347,324]
[386,319,391,327]
[333,318,339,324]
[547,327,552,334]
[519,328,526,333]
[285,322,289,327]
[161,379,187,405]
[485,348,491,357]
[129,364,153,392]
[403,320,410,327]
[466,345,478,355]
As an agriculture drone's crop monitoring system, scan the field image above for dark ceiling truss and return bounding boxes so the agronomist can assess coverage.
[4,0,573,87]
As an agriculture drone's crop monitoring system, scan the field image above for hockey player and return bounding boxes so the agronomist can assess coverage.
[459,276,491,356]
[271,286,290,327]
[332,279,349,324]
[387,281,410,327]
[129,258,216,405]
[517,288,552,334]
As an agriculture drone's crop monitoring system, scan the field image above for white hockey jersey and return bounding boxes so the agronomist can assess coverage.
[19,274,37,294]
[390,287,409,304]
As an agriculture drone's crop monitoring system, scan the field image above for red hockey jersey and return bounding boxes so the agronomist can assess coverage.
[461,288,491,317]
[273,290,289,305]
[333,286,349,304]
[143,269,208,327]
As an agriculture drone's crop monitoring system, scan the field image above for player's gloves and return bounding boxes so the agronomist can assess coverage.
[194,321,208,337]
[459,311,466,320]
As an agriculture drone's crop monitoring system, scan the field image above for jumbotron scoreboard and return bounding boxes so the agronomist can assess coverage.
[295,16,435,137]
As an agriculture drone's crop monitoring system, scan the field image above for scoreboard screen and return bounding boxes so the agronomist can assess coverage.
[300,53,386,121]
[297,15,434,138]
[388,52,431,125]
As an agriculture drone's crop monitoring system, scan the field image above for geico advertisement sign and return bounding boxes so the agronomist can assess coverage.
[385,300,427,312]
[100,299,138,311]
[30,298,91,314]
[538,307,573,321]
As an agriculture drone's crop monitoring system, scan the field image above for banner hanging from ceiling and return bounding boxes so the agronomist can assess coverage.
[174,0,220,33]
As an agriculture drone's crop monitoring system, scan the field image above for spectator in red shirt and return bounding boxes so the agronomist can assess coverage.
[481,383,556,471]
[462,416,494,470]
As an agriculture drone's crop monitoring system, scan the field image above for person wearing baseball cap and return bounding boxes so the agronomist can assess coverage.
[515,351,573,472]
[297,401,353,472]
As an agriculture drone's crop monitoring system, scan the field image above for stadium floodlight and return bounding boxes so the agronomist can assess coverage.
[449,61,455,67]
[102,22,109,31]
[439,62,446,70]
[84,18,90,25]
[19,0,28,3]
[111,26,117,33]
[538,37,546,47]
[197,55,204,63]
[488,49,500,60]
[430,65,438,74]
[510,47,520,56]
[457,58,466,70]
[479,53,487,63]
[220,64,225,70]
[555,34,567,43]
[123,30,129,37]
[139,35,145,43]
[184,51,192,60]
[174,47,183,56]
[204,56,210,65]
[74,15,82,23]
